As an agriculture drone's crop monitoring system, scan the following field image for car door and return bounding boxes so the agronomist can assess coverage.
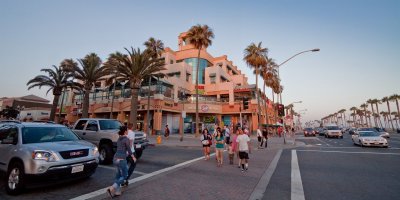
[72,120,88,139]
[0,125,18,172]
[84,120,99,145]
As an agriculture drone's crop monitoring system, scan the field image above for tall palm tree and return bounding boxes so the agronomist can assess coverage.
[27,64,79,121]
[350,106,357,126]
[338,109,346,127]
[63,53,107,118]
[382,96,395,130]
[380,111,389,128]
[391,112,399,129]
[104,47,166,128]
[367,99,378,127]
[144,37,165,135]
[389,94,400,119]
[186,24,214,136]
[244,42,268,126]
[360,103,369,126]
[372,98,383,128]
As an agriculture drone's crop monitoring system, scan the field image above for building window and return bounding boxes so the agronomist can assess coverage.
[210,76,216,84]
[186,73,190,82]
[170,60,174,64]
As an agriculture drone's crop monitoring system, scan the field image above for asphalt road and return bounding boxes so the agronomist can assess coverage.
[264,132,400,200]
[0,145,203,200]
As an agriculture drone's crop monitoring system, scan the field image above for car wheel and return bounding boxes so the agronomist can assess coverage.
[99,144,113,165]
[135,149,143,159]
[6,161,25,195]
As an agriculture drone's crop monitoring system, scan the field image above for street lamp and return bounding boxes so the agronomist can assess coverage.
[277,48,319,144]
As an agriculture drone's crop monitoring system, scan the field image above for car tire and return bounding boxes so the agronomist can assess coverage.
[6,161,25,195]
[135,149,143,159]
[99,144,113,165]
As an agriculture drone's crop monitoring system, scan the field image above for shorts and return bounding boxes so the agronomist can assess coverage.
[203,144,211,147]
[238,151,249,159]
[257,136,262,142]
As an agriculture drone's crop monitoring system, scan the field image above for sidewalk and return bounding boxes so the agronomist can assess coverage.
[95,134,302,200]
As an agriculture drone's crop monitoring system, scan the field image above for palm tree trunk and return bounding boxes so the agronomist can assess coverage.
[82,88,90,118]
[396,99,400,116]
[130,87,139,129]
[386,102,395,130]
[195,49,201,137]
[256,68,261,128]
[375,103,383,128]
[50,95,60,121]
[370,103,377,127]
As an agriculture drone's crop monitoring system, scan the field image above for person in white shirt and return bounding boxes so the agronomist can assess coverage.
[123,123,137,187]
[257,127,264,148]
[236,129,251,172]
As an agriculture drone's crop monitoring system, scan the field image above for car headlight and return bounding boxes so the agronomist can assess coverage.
[92,147,99,156]
[32,150,59,162]
[380,139,387,143]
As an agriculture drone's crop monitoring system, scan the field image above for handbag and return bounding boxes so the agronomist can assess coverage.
[202,140,209,145]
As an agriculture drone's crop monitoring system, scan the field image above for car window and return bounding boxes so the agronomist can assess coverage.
[22,126,80,144]
[0,125,18,145]
[86,120,98,131]
[75,120,87,130]
[99,120,122,130]
[327,126,340,130]
[359,131,380,137]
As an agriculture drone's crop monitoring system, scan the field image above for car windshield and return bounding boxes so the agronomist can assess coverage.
[305,128,313,131]
[22,126,80,144]
[326,126,340,130]
[359,131,381,137]
[358,128,377,132]
[99,120,123,130]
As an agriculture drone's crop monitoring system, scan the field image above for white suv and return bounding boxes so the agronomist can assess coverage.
[324,125,343,138]
[0,122,99,195]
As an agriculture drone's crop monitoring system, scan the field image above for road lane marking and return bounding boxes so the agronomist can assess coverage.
[316,137,331,146]
[97,165,147,175]
[297,149,400,155]
[291,150,305,200]
[70,153,216,200]
[249,149,282,200]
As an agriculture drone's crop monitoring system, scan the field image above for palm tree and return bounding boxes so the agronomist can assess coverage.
[382,96,395,130]
[372,98,383,128]
[27,64,79,121]
[380,111,389,128]
[367,99,378,127]
[244,42,268,126]
[63,53,107,118]
[391,112,399,129]
[389,94,400,119]
[144,37,165,135]
[104,47,166,128]
[338,109,346,127]
[350,106,357,126]
[186,24,214,136]
[360,104,369,126]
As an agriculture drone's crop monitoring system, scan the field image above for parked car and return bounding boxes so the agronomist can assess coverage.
[324,125,343,138]
[71,118,149,164]
[303,128,316,137]
[0,122,99,195]
[352,131,388,147]
[373,127,390,138]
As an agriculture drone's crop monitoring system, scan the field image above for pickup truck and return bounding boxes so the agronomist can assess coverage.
[71,118,149,164]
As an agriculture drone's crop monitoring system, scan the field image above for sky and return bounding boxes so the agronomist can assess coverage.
[0,0,399,124]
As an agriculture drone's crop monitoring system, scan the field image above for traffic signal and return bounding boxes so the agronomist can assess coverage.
[243,97,249,110]
[278,104,285,117]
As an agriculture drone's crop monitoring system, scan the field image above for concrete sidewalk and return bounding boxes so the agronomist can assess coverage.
[95,134,301,200]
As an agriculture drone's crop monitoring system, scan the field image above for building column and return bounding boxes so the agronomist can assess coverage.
[252,112,258,134]
[216,114,222,126]
[153,110,162,135]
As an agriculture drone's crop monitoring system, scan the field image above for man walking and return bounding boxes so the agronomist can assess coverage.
[123,123,137,187]
[236,129,251,172]
[224,125,231,145]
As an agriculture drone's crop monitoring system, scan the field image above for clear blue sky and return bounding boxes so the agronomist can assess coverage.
[1,0,399,124]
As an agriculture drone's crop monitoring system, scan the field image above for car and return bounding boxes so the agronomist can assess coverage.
[348,127,356,135]
[374,127,390,138]
[352,131,388,147]
[0,122,99,195]
[71,118,149,164]
[358,127,390,138]
[314,127,324,135]
[324,125,343,138]
[303,128,316,137]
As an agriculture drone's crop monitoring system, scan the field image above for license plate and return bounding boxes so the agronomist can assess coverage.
[136,144,141,148]
[71,165,84,173]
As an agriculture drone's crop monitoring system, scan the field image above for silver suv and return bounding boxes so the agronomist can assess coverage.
[71,118,149,164]
[0,122,99,195]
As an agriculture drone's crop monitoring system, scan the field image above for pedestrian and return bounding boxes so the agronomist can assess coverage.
[244,127,250,136]
[257,126,263,148]
[201,129,212,160]
[164,124,170,139]
[224,125,231,145]
[228,140,234,165]
[107,126,135,198]
[215,128,225,167]
[122,123,137,187]
[263,127,268,148]
[236,128,251,172]
[232,128,241,168]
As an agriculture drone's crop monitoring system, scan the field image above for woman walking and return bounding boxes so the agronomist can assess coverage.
[201,129,212,160]
[107,126,135,198]
[215,129,225,167]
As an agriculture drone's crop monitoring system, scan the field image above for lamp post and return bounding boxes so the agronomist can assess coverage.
[277,48,319,144]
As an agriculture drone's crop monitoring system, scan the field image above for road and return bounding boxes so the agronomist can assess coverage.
[0,145,203,200]
[263,132,400,200]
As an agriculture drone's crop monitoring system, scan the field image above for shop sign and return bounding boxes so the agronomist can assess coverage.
[200,105,209,112]
[204,116,216,123]
[164,102,173,107]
